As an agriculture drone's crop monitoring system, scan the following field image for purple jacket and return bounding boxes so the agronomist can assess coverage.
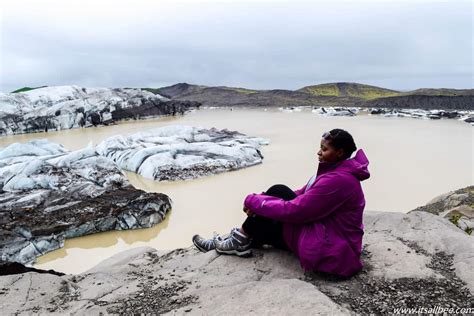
[244,149,370,277]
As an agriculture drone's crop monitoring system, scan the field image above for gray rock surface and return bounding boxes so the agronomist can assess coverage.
[0,211,472,315]
[0,139,171,264]
[0,85,200,135]
[411,186,474,234]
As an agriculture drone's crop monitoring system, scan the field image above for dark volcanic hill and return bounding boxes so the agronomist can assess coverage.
[151,82,473,111]
[402,88,474,96]
[155,83,362,108]
[358,95,474,110]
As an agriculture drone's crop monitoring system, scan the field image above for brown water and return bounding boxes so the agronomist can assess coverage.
[1,108,472,274]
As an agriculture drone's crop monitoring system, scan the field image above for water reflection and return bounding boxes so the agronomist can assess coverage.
[124,171,184,193]
[36,206,172,265]
[120,210,171,244]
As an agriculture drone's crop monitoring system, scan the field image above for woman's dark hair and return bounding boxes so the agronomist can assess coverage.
[322,128,357,159]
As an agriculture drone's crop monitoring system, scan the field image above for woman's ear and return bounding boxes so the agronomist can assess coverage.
[337,148,345,159]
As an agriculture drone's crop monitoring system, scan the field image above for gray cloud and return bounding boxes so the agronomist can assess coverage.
[0,0,472,93]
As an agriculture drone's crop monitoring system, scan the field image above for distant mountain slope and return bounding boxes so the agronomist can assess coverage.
[297,82,400,99]
[358,94,474,110]
[11,86,48,93]
[146,83,208,98]
[154,83,258,99]
[153,83,360,108]
[150,82,473,110]
[403,88,474,96]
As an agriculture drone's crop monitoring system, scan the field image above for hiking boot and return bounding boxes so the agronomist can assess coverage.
[215,228,252,257]
[192,232,223,253]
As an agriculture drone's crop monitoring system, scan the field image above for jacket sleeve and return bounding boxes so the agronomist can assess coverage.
[293,184,307,196]
[244,174,352,224]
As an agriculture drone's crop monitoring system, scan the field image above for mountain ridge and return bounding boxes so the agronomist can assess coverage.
[8,83,473,110]
[155,82,474,110]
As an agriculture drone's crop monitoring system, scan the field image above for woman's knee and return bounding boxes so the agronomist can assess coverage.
[265,184,296,200]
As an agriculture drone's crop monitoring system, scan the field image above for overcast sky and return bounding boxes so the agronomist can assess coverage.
[0,0,472,93]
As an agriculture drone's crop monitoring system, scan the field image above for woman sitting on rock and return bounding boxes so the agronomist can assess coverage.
[193,129,370,277]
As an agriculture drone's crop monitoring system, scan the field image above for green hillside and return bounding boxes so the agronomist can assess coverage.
[403,88,474,96]
[297,82,400,100]
[141,88,162,94]
[219,87,258,94]
[11,86,47,93]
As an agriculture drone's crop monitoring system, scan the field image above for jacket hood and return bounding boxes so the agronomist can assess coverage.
[317,149,370,181]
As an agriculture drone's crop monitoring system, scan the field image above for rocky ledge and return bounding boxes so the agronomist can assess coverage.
[96,125,269,181]
[0,209,472,315]
[0,85,200,135]
[0,139,171,264]
[410,186,473,235]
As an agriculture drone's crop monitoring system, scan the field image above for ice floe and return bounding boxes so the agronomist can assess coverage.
[0,139,171,264]
[312,107,359,116]
[0,86,199,135]
[96,125,269,181]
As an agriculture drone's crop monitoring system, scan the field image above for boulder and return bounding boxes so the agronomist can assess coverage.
[410,186,473,234]
[440,205,474,232]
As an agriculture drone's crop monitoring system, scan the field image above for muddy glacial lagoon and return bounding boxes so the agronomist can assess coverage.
[1,107,471,274]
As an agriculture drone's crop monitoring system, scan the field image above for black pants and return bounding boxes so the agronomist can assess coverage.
[242,184,297,250]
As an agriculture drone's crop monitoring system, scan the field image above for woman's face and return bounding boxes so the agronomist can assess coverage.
[317,138,345,163]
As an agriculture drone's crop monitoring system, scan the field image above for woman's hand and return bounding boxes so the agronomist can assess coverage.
[243,206,254,217]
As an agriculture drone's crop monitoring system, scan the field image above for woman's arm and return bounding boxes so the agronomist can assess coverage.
[293,184,307,196]
[244,174,354,223]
